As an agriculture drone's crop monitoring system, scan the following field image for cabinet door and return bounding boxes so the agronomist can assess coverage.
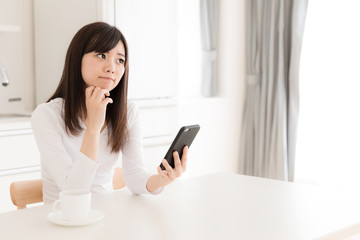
[115,0,177,99]
[0,0,26,114]
[0,131,40,170]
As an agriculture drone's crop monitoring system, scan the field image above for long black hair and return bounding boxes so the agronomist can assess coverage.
[48,22,129,153]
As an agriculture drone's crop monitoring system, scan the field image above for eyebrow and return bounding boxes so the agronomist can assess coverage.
[117,53,125,58]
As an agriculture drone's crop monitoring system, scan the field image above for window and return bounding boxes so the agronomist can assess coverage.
[294,0,360,188]
[115,0,202,100]
[177,0,202,97]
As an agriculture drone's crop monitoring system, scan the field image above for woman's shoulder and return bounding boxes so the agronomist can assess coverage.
[127,100,139,113]
[126,100,141,125]
[31,98,64,122]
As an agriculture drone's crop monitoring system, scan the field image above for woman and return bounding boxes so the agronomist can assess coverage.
[31,22,187,203]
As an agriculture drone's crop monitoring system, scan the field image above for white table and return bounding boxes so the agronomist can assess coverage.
[1,173,360,240]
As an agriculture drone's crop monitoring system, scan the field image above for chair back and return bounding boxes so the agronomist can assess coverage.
[10,179,43,209]
[10,167,125,209]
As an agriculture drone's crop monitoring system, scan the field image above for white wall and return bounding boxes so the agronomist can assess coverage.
[217,0,246,173]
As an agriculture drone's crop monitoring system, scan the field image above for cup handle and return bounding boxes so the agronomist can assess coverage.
[53,199,61,213]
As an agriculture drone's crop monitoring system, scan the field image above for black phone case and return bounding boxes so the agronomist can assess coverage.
[160,125,200,170]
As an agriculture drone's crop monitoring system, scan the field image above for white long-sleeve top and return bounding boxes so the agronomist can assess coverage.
[31,98,159,203]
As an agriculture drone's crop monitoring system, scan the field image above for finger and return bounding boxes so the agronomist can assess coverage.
[161,159,175,176]
[181,146,188,171]
[102,97,113,106]
[99,89,110,101]
[157,166,167,178]
[173,151,182,177]
[91,87,101,100]
[101,90,110,100]
[85,86,95,98]
[94,87,110,101]
[173,151,181,168]
[103,91,110,100]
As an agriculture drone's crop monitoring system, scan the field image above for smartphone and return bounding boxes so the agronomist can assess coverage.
[160,124,200,170]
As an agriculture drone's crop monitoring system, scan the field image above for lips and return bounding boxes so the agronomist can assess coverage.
[99,77,114,81]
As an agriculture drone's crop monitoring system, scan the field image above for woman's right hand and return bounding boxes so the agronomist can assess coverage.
[84,86,113,133]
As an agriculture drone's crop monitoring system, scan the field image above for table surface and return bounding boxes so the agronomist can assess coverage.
[1,173,360,240]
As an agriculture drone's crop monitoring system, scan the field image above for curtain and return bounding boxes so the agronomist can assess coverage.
[200,0,218,97]
[240,0,308,181]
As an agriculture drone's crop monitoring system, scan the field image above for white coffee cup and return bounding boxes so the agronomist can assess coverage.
[53,189,91,222]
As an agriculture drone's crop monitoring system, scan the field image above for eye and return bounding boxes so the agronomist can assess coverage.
[117,58,125,64]
[97,53,106,59]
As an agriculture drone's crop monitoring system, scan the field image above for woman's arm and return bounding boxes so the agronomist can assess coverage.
[31,86,112,193]
[80,130,100,162]
[121,102,154,194]
[122,102,188,194]
[31,100,99,191]
[80,86,113,162]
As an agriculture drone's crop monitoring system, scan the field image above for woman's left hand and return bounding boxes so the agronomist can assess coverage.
[156,146,188,185]
[146,146,188,192]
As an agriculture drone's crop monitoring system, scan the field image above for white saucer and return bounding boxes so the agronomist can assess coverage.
[47,209,104,227]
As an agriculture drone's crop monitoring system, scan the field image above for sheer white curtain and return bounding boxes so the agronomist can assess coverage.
[200,0,218,97]
[240,0,308,181]
[295,0,360,188]
[178,0,218,97]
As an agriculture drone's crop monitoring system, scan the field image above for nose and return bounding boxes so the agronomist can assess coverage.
[105,61,115,73]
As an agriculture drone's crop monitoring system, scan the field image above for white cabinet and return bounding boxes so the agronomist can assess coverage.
[0,117,41,213]
[0,130,39,170]
[0,0,35,114]
[0,118,40,170]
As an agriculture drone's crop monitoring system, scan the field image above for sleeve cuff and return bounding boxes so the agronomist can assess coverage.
[148,186,164,195]
[63,152,100,190]
[77,152,100,168]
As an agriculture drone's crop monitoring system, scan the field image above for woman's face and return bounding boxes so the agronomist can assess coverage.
[81,40,126,91]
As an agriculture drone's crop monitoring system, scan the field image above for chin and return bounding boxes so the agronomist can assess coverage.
[97,84,114,91]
